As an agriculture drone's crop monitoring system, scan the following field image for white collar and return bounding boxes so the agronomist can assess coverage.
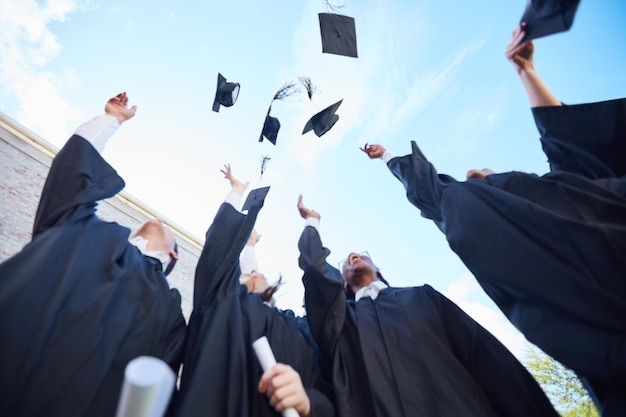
[129,236,170,272]
[355,280,388,302]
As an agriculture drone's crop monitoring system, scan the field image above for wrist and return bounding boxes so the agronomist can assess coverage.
[518,65,537,82]
[381,149,397,163]
[106,113,128,126]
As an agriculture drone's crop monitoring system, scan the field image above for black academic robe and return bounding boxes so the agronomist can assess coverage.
[387,99,626,415]
[298,226,558,417]
[172,202,334,417]
[0,135,186,417]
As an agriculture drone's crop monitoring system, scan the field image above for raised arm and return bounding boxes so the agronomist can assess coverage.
[32,92,135,237]
[240,229,261,276]
[505,23,560,108]
[297,196,346,359]
[221,163,250,196]
[534,98,626,178]
[192,165,258,310]
[362,142,457,230]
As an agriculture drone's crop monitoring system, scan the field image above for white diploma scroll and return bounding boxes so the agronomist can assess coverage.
[114,356,176,417]
[252,336,299,417]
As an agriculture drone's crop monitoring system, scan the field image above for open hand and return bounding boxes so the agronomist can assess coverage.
[505,23,535,75]
[221,163,249,193]
[360,143,385,159]
[105,92,137,124]
[297,195,320,221]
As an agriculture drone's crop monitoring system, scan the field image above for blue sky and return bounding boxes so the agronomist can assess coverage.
[1,0,625,359]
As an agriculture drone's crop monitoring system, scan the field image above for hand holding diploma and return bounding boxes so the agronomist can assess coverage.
[254,337,310,417]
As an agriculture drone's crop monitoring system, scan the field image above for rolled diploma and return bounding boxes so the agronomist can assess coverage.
[252,336,299,417]
[115,356,176,417]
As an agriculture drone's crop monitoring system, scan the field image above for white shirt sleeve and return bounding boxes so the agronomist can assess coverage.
[74,114,120,153]
[224,189,244,209]
[240,245,259,275]
[305,216,320,231]
[382,149,397,164]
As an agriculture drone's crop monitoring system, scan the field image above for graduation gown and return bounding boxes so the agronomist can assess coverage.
[0,135,186,417]
[172,201,334,417]
[298,226,558,417]
[387,99,626,414]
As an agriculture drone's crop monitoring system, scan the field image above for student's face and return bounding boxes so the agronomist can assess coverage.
[243,271,269,294]
[341,252,377,285]
[466,168,495,180]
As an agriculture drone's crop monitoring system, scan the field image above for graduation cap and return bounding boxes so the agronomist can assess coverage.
[302,99,343,137]
[258,106,280,145]
[520,0,581,42]
[242,186,271,211]
[212,73,240,112]
[318,13,358,58]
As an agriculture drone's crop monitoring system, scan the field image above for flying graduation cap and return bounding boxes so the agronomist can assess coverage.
[259,106,280,145]
[520,0,581,42]
[318,13,358,58]
[258,81,302,146]
[303,99,343,137]
[212,73,240,112]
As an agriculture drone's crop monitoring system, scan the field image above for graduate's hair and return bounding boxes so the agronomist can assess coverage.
[260,274,284,306]
[163,243,178,276]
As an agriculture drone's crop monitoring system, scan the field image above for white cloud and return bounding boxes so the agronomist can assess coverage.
[15,72,83,141]
[391,33,489,131]
[0,0,84,140]
[444,274,476,300]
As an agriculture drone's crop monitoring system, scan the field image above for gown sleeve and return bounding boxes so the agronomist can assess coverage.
[386,141,458,230]
[427,286,559,417]
[533,98,626,178]
[298,226,347,359]
[305,387,336,417]
[193,203,252,311]
[33,135,125,237]
[156,290,188,372]
[193,186,268,312]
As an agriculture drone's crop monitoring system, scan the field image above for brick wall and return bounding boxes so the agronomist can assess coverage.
[0,111,199,319]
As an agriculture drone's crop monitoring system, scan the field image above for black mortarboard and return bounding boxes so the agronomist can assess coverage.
[259,106,280,145]
[318,13,358,58]
[212,73,240,112]
[520,0,580,42]
[242,186,271,211]
[302,99,343,137]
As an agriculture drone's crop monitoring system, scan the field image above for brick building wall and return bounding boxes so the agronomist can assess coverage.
[0,111,199,319]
